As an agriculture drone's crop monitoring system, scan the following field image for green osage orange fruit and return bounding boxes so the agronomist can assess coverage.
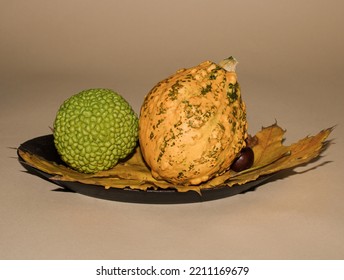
[53,88,139,173]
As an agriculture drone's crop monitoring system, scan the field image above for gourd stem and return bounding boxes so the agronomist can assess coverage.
[219,56,238,72]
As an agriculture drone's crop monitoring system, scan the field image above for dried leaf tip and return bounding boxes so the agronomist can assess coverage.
[219,56,238,72]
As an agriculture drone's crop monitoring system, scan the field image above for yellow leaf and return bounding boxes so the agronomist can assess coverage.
[221,125,333,186]
[252,123,290,167]
[18,123,333,195]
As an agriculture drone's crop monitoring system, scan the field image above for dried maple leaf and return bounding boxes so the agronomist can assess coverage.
[214,123,333,187]
[18,123,333,194]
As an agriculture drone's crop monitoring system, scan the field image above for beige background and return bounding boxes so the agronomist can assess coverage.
[1,0,344,259]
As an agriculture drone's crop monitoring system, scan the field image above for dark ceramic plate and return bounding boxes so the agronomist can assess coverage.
[17,135,274,204]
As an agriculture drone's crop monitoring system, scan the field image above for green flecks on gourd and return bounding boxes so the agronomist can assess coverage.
[139,57,248,185]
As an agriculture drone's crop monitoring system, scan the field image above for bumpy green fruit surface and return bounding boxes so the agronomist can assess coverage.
[53,88,139,173]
